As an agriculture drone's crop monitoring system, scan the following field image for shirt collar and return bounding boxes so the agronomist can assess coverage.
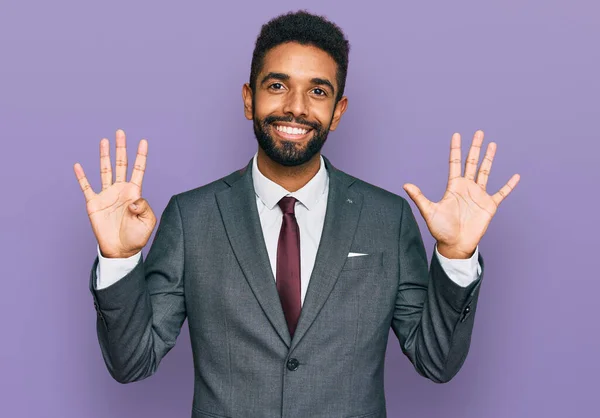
[252,152,329,211]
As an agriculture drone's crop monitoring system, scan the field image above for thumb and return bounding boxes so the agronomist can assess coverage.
[128,198,152,219]
[403,183,432,215]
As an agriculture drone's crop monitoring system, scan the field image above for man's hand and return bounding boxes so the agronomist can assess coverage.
[73,129,156,258]
[403,130,520,259]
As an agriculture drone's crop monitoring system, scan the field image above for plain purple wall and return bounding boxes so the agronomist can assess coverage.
[1,1,598,417]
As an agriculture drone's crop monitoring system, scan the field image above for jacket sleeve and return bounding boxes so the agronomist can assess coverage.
[89,195,187,384]
[391,199,484,383]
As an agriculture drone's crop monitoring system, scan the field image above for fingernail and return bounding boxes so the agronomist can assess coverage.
[130,203,137,210]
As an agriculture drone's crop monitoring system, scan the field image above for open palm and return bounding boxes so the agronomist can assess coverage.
[403,131,520,259]
[74,129,156,258]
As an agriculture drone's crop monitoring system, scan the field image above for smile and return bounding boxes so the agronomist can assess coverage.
[272,124,313,140]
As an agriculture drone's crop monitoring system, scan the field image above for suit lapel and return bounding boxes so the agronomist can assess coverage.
[291,158,363,350]
[216,160,291,347]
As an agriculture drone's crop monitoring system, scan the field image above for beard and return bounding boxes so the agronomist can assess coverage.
[253,112,332,167]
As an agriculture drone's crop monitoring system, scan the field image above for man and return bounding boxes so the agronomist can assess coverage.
[74,10,519,418]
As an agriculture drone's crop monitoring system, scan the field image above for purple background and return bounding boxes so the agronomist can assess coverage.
[1,0,598,417]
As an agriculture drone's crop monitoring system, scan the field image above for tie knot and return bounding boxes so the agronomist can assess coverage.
[278,196,297,215]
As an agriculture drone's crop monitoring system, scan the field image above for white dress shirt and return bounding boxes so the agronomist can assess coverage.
[97,154,481,297]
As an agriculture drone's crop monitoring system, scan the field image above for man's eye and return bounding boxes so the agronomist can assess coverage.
[269,83,284,90]
[312,88,326,96]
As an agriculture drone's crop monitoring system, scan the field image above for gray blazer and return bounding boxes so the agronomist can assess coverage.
[90,156,484,418]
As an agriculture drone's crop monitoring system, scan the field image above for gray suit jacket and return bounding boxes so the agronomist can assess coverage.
[90,156,484,418]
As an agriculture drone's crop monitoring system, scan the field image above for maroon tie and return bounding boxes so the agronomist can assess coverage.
[276,196,302,338]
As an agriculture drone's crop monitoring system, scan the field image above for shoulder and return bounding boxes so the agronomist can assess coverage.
[169,164,248,208]
[333,166,409,213]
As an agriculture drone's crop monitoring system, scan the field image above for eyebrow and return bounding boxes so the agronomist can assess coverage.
[260,72,290,85]
[260,72,336,95]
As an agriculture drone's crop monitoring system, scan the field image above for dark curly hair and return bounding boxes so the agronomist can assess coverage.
[249,10,350,103]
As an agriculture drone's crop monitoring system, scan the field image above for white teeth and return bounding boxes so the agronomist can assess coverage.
[275,125,308,135]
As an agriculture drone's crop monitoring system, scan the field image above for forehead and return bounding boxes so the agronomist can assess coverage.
[261,42,338,86]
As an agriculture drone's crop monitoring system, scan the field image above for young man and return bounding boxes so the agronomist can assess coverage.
[74,10,519,418]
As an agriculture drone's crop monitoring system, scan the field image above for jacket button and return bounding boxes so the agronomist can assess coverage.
[460,305,472,322]
[287,358,300,371]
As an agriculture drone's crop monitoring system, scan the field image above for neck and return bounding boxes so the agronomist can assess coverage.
[256,149,322,192]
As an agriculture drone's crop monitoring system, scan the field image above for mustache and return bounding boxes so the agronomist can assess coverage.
[263,115,320,131]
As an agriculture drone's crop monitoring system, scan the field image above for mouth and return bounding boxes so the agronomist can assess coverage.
[271,123,313,141]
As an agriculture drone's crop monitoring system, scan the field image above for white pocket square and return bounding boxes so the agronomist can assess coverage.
[347,252,368,257]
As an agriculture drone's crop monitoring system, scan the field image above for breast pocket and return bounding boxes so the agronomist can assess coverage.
[341,252,383,271]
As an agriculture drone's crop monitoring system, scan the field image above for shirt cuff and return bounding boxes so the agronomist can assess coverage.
[96,245,141,290]
[434,244,481,288]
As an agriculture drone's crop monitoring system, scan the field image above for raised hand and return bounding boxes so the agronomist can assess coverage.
[73,129,156,259]
[403,130,520,259]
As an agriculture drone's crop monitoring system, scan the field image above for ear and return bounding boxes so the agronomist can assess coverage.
[242,83,254,120]
[328,96,348,131]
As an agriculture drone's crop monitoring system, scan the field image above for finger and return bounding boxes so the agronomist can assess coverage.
[476,142,496,190]
[130,139,148,189]
[492,174,520,206]
[464,130,484,181]
[129,197,153,220]
[100,138,112,191]
[73,163,96,203]
[403,183,433,217]
[114,129,128,183]
[448,133,462,182]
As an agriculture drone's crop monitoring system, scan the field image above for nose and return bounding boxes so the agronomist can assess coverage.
[282,89,309,119]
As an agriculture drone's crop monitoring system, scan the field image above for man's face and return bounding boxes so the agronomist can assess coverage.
[243,42,347,166]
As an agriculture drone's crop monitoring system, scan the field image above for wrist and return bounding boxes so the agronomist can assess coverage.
[99,246,140,259]
[436,242,475,260]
